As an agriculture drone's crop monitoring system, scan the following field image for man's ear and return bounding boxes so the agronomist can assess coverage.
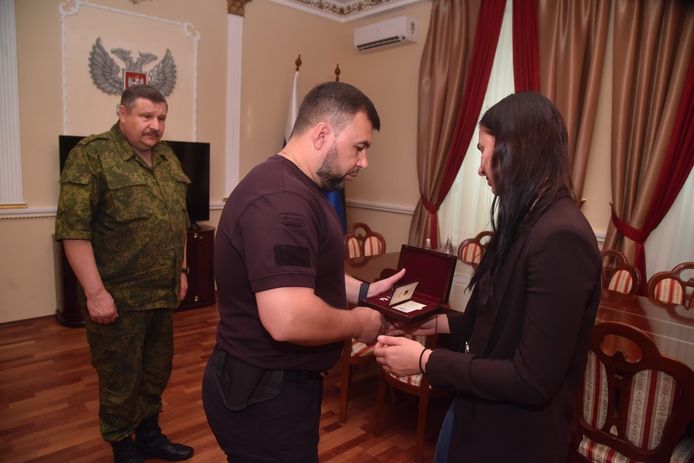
[311,122,331,150]
[116,104,126,121]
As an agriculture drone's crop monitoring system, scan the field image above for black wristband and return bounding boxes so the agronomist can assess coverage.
[358,282,370,304]
[181,267,189,276]
[419,347,429,375]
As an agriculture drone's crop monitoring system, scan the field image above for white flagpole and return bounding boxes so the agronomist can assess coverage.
[284,69,299,145]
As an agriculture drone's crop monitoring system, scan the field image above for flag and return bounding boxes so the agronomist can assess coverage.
[326,189,347,233]
[284,69,347,233]
[284,70,299,145]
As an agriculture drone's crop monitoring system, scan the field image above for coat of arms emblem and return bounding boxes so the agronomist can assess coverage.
[88,37,176,96]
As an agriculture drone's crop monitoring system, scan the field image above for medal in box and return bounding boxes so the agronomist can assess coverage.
[364,245,457,322]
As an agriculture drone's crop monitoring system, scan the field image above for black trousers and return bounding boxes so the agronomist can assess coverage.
[202,351,323,463]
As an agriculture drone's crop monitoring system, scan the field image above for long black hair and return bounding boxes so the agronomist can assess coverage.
[470,92,575,310]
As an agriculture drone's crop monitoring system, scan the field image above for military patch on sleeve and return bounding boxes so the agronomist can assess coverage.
[274,245,310,267]
[280,214,303,227]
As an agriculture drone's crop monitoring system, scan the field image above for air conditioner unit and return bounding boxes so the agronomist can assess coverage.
[353,16,417,52]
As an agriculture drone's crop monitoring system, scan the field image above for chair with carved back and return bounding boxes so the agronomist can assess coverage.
[572,321,694,463]
[647,262,694,308]
[457,230,493,269]
[344,233,362,259]
[350,222,386,257]
[337,334,378,423]
[372,334,446,463]
[600,249,643,296]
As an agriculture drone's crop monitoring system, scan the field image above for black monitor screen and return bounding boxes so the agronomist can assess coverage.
[59,135,210,224]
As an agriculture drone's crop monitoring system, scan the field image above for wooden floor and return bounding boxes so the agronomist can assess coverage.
[0,306,449,462]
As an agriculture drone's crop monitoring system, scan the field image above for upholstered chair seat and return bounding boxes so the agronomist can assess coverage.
[648,262,694,307]
[600,249,642,296]
[573,322,694,463]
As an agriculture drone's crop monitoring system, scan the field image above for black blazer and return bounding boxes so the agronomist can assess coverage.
[427,196,601,462]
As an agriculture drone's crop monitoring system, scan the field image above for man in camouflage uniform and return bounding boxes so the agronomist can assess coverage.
[55,85,194,463]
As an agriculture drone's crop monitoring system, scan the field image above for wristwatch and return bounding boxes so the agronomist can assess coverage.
[181,267,189,276]
[358,282,370,304]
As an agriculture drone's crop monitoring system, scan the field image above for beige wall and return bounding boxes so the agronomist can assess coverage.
[239,1,432,252]
[1,0,228,324]
[341,4,433,250]
[1,0,613,324]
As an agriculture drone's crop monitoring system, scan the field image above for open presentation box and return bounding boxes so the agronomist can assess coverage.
[364,245,457,322]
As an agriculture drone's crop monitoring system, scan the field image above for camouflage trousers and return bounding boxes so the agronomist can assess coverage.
[84,307,174,442]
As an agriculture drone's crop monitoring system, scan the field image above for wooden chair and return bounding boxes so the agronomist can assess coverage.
[344,233,362,259]
[349,222,386,257]
[573,321,694,463]
[337,262,389,423]
[600,249,642,295]
[457,230,493,268]
[372,335,445,463]
[647,262,694,308]
[337,336,378,423]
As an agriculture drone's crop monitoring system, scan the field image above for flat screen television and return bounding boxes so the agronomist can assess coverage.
[59,135,210,225]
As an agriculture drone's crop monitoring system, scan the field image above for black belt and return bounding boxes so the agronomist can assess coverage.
[283,369,323,383]
[212,346,322,411]
[213,346,322,380]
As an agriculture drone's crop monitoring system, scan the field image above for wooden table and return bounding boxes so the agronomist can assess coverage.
[345,252,399,284]
[597,290,694,369]
[345,252,694,369]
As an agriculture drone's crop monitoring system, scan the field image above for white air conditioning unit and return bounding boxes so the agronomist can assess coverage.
[353,16,417,52]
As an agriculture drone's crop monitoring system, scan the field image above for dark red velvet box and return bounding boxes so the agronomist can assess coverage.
[364,245,457,322]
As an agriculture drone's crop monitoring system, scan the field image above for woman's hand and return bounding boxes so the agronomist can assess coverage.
[386,314,445,337]
[374,335,426,377]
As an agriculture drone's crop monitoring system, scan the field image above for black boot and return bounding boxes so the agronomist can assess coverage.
[111,436,144,463]
[135,414,193,461]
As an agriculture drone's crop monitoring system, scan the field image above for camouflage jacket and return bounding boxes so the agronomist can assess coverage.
[55,123,190,311]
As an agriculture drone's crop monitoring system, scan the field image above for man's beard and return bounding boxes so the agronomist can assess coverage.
[316,142,351,191]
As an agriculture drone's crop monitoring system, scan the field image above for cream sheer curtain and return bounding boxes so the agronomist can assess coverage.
[645,171,694,277]
[438,1,514,246]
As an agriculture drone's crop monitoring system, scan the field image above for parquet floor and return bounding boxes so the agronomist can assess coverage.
[0,306,448,462]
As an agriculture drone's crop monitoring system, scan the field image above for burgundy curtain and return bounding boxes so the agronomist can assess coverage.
[407,0,481,249]
[611,53,694,283]
[513,0,540,92]
[424,0,506,247]
[605,0,694,289]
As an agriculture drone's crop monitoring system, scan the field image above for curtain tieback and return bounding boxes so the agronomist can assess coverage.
[611,208,647,244]
[422,199,438,215]
[422,198,439,247]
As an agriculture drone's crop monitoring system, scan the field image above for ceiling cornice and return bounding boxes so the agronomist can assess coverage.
[268,0,426,23]
[227,0,252,17]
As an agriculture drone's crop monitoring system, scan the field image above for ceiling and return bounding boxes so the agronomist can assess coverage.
[269,0,426,22]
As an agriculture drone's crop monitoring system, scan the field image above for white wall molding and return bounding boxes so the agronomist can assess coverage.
[0,207,57,220]
[59,0,200,138]
[346,198,608,250]
[268,0,425,23]
[225,13,242,196]
[0,201,223,221]
[346,198,415,216]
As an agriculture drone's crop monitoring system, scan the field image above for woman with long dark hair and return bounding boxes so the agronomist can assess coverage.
[374,92,601,462]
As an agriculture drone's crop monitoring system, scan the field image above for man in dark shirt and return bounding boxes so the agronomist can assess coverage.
[203,81,404,462]
[55,85,193,463]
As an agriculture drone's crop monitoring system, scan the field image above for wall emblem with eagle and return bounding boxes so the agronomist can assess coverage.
[88,37,176,96]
